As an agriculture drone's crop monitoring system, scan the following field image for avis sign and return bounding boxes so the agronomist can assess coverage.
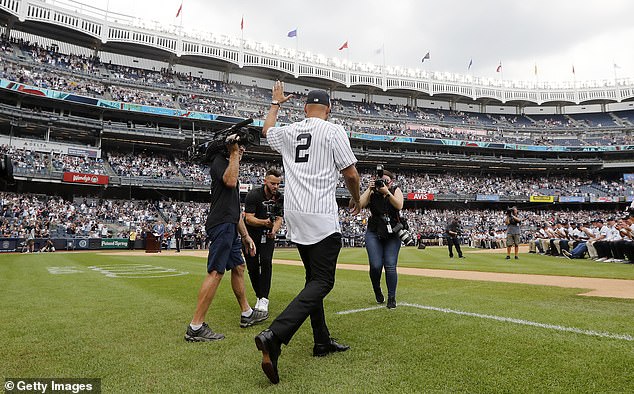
[63,172,109,185]
[406,192,435,201]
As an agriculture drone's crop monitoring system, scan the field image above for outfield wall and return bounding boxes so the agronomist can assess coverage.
[0,237,131,252]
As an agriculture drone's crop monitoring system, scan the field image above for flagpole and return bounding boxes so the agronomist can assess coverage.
[295,30,299,78]
[382,43,386,69]
[535,63,539,87]
[613,60,618,85]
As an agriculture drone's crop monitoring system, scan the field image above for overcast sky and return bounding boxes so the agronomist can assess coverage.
[87,0,633,84]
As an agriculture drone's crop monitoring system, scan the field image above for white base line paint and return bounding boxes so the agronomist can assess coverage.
[337,302,633,342]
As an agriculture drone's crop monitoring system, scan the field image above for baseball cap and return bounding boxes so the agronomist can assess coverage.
[306,90,330,107]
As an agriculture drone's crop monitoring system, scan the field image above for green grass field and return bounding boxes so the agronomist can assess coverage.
[1,247,633,393]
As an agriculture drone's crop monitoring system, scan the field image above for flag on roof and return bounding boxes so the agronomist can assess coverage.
[421,51,430,63]
[468,59,473,70]
[339,41,348,50]
[496,62,502,72]
[176,2,182,17]
[241,16,244,31]
[287,29,297,38]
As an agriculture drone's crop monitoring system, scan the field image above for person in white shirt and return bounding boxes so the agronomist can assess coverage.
[596,218,621,262]
[586,219,609,260]
[255,82,361,385]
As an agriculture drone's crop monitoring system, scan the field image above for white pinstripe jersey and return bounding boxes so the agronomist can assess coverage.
[267,117,357,245]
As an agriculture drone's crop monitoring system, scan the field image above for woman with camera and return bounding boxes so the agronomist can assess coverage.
[359,168,404,309]
[505,206,522,260]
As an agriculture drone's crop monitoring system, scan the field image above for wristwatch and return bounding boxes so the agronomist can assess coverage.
[271,100,281,107]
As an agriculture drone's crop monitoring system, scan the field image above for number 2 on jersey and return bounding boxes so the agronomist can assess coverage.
[294,133,312,163]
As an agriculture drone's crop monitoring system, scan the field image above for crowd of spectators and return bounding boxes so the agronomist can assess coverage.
[3,189,632,265]
[337,206,632,251]
[107,152,182,179]
[2,35,634,147]
[0,192,162,241]
[51,152,107,174]
[4,146,633,198]
[343,169,633,198]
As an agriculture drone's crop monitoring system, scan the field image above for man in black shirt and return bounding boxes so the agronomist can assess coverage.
[244,168,283,321]
[174,224,183,253]
[185,142,264,343]
[445,217,465,258]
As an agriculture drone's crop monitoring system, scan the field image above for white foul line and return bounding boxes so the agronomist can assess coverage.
[337,302,634,342]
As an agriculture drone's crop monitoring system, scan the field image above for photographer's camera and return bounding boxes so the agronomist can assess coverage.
[374,165,385,190]
[392,222,415,246]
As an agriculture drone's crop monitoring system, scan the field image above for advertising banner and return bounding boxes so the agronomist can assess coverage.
[559,196,586,203]
[100,238,129,249]
[0,238,19,252]
[590,196,620,203]
[63,172,109,185]
[476,194,500,201]
[529,195,554,203]
[239,184,253,193]
[406,192,435,201]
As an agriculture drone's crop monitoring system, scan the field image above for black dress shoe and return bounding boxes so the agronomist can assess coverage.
[386,297,396,309]
[313,338,350,357]
[255,329,282,384]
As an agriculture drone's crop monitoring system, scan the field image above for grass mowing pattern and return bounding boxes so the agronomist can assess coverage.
[1,249,633,393]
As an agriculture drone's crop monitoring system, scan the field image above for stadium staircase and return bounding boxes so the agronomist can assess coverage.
[523,115,537,127]
[610,112,632,127]
[564,115,586,128]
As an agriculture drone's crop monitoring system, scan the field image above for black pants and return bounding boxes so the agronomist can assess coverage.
[244,237,275,299]
[447,236,462,257]
[175,236,182,252]
[594,241,611,259]
[269,233,341,346]
[612,240,633,261]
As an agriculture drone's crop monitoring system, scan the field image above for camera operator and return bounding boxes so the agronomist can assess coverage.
[359,167,406,309]
[445,217,465,258]
[505,206,522,260]
[185,136,263,343]
[243,168,284,320]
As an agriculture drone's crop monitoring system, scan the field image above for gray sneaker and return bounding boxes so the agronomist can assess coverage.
[240,310,268,328]
[185,322,225,342]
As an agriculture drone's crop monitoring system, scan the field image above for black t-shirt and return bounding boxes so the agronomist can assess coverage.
[244,185,281,240]
[244,185,268,239]
[445,221,461,238]
[204,154,241,232]
[367,186,400,234]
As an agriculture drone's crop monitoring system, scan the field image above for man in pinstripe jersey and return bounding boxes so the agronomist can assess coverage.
[255,81,361,384]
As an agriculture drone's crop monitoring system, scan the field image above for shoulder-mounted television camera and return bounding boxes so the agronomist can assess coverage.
[190,118,260,164]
